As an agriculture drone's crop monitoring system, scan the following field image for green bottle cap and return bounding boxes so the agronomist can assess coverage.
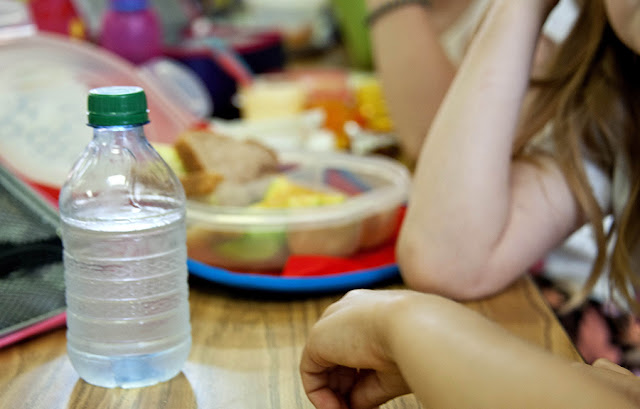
[87,86,149,127]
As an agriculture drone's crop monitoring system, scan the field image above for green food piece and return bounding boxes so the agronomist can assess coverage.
[214,231,287,262]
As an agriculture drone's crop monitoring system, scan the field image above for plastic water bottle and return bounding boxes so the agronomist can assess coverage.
[99,0,162,65]
[59,86,191,388]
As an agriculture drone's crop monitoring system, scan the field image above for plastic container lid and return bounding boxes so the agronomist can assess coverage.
[139,57,213,118]
[88,86,149,126]
[0,32,197,189]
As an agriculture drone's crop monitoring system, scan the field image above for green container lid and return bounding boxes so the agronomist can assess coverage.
[87,86,149,126]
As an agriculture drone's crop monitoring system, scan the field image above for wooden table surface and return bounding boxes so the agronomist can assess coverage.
[0,274,581,409]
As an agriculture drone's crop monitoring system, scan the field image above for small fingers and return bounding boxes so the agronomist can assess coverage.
[300,344,358,409]
[349,369,411,409]
[305,387,349,409]
[301,367,358,409]
[592,358,634,375]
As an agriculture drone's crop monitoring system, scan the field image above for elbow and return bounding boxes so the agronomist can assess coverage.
[395,230,500,301]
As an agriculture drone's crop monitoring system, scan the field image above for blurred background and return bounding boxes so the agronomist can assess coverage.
[0,0,396,190]
[0,0,402,274]
[17,0,379,115]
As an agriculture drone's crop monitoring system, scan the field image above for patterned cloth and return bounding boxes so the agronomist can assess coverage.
[533,274,640,375]
[0,163,65,339]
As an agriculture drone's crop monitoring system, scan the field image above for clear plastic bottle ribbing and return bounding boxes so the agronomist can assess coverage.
[59,123,191,389]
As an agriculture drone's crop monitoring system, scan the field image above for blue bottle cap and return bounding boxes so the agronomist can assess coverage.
[110,0,148,12]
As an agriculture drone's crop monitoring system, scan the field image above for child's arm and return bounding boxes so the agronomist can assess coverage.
[300,289,639,409]
[364,0,460,162]
[397,0,580,299]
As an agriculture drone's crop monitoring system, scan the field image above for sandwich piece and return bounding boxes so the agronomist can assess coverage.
[175,130,279,182]
[180,170,224,197]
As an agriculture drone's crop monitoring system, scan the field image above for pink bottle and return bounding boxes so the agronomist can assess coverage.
[99,0,162,65]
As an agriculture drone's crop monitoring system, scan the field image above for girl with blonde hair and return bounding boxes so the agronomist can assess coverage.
[300,1,640,407]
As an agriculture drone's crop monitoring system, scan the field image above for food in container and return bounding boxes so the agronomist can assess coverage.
[183,150,410,272]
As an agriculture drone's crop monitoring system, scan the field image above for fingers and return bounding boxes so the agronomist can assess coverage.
[329,366,360,398]
[300,344,333,389]
[300,340,409,409]
[300,342,351,409]
[349,370,411,409]
[300,289,412,408]
[305,387,348,409]
[299,363,346,409]
[300,367,409,409]
[300,359,357,409]
[592,358,634,375]
[571,360,640,406]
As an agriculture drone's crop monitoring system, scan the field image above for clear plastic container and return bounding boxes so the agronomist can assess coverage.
[139,57,213,118]
[185,151,410,271]
[59,86,191,388]
[0,32,198,190]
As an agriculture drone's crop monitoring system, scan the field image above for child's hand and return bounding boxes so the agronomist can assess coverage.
[571,359,640,406]
[299,289,413,409]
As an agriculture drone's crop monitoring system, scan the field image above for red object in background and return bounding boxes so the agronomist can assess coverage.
[26,181,60,209]
[281,243,397,277]
[28,0,86,39]
[280,206,406,277]
[0,312,66,350]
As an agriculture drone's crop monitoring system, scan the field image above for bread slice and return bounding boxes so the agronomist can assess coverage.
[175,130,279,184]
[179,170,224,197]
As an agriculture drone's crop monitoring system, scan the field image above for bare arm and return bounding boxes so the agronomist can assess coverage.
[300,290,639,409]
[365,0,462,163]
[387,291,638,409]
[397,0,581,299]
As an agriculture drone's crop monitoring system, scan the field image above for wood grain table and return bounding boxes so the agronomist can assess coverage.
[0,275,581,409]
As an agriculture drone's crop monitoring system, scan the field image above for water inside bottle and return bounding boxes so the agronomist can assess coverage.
[61,203,191,388]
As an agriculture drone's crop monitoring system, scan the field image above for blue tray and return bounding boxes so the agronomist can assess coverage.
[187,259,401,294]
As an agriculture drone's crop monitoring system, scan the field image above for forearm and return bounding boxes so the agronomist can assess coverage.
[366,0,456,162]
[383,294,636,409]
[398,1,551,293]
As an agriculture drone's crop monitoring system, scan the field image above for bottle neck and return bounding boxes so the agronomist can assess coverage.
[92,124,147,144]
